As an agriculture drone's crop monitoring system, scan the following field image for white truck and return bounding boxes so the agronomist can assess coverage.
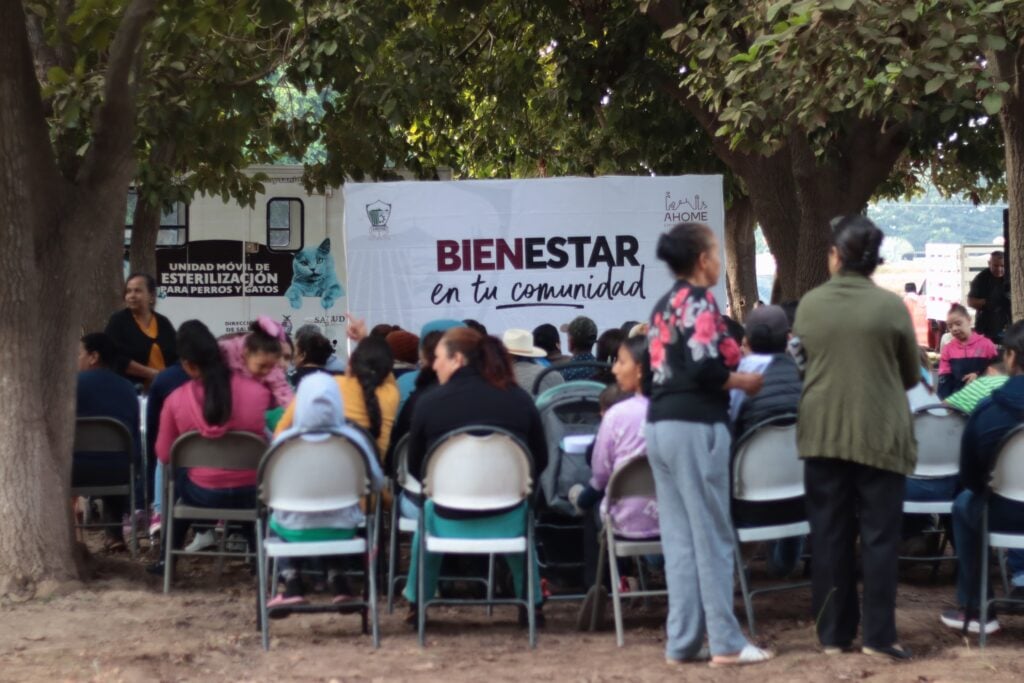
[924,242,1000,323]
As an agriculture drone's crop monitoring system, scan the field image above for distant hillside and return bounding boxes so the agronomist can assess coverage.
[868,191,1006,251]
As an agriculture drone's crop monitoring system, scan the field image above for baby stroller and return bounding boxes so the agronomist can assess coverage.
[533,366,607,599]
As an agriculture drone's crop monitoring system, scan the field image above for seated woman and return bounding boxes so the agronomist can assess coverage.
[937,304,998,399]
[75,332,142,551]
[276,336,400,458]
[402,327,549,626]
[147,320,272,574]
[289,329,337,388]
[267,372,385,609]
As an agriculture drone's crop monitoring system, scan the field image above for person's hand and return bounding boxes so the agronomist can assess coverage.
[346,314,367,342]
[737,372,764,396]
[963,372,979,384]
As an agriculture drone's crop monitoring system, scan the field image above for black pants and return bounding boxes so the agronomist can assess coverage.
[804,458,904,649]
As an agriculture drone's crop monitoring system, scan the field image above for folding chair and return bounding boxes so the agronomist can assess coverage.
[163,431,265,593]
[900,405,966,577]
[587,456,664,646]
[255,428,380,650]
[980,425,1024,647]
[731,415,809,637]
[417,426,538,648]
[72,417,139,557]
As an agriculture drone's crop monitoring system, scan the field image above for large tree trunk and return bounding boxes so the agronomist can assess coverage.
[995,45,1024,319]
[724,194,757,320]
[128,191,161,281]
[0,0,154,598]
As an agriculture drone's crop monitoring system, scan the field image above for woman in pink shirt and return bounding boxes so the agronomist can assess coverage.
[148,320,272,574]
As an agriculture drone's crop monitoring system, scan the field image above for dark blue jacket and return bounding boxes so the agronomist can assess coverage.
[75,368,141,464]
[735,354,802,437]
[960,374,1024,494]
[145,363,190,458]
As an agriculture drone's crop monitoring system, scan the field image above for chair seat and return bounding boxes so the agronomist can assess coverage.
[989,532,1024,550]
[398,516,418,533]
[903,500,953,515]
[736,520,810,543]
[613,539,662,558]
[72,485,130,497]
[425,535,526,554]
[263,537,367,557]
[173,504,257,522]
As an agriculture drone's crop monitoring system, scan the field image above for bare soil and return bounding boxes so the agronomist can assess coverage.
[1,536,1022,683]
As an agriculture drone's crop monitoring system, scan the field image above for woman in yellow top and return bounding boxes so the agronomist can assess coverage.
[275,336,399,457]
[104,273,178,384]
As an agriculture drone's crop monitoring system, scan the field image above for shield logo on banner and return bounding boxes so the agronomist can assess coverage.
[366,200,391,238]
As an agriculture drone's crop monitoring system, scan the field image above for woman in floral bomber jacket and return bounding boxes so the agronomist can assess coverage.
[644,222,771,668]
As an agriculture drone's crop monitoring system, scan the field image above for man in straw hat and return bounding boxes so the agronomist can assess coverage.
[503,328,565,396]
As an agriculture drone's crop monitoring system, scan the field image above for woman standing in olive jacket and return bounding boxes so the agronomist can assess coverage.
[793,216,919,660]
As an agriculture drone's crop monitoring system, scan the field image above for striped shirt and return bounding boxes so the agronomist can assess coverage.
[946,375,1009,414]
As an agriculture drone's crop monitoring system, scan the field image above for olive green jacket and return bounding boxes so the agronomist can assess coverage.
[793,272,920,475]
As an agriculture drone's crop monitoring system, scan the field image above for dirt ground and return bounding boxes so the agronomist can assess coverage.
[1,535,1023,683]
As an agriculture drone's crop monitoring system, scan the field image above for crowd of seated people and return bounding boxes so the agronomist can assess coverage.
[72,243,1024,663]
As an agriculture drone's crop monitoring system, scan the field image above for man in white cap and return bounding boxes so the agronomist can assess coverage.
[503,328,565,396]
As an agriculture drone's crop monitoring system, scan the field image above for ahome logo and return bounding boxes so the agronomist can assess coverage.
[664,192,708,224]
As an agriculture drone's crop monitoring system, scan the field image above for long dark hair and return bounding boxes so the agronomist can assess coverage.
[297,331,333,367]
[415,330,444,390]
[349,336,393,439]
[177,320,232,425]
[442,327,515,389]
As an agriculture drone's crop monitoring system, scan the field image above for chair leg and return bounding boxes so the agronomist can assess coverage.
[163,500,174,594]
[387,500,399,614]
[215,523,227,576]
[486,554,495,618]
[635,557,649,608]
[607,526,625,647]
[999,548,1010,597]
[128,464,138,559]
[980,506,991,649]
[734,536,756,638]
[417,520,427,648]
[256,518,270,651]
[527,512,536,649]
[368,517,380,648]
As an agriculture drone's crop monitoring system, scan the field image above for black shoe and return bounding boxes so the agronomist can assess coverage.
[518,605,546,629]
[329,573,353,599]
[145,560,167,576]
[404,604,419,628]
[862,644,912,661]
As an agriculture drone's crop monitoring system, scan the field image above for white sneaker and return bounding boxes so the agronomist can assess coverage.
[185,529,217,552]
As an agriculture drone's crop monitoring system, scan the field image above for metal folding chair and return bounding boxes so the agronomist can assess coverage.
[72,417,139,557]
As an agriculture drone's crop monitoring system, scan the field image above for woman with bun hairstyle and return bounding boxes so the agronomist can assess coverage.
[401,327,549,626]
[290,329,337,388]
[644,222,770,667]
[218,316,294,408]
[793,215,920,660]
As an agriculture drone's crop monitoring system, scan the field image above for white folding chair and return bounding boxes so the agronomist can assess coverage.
[163,431,265,593]
[72,417,139,557]
[417,426,538,648]
[588,456,664,646]
[980,425,1024,647]
[731,415,809,637]
[255,428,380,650]
[900,405,966,575]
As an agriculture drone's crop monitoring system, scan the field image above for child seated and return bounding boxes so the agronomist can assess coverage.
[267,372,384,609]
[938,304,998,399]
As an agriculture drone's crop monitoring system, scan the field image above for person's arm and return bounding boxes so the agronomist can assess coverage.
[264,366,294,408]
[588,419,616,492]
[895,302,922,390]
[968,272,987,310]
[124,360,158,382]
[154,393,181,465]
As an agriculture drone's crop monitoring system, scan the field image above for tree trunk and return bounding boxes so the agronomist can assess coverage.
[724,194,757,320]
[996,46,1024,319]
[128,191,161,281]
[80,194,134,334]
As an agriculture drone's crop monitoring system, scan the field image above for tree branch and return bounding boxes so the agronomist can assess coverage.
[76,0,158,187]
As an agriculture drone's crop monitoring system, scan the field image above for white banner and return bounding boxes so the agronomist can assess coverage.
[343,176,725,338]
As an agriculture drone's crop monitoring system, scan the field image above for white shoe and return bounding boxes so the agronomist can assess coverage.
[708,644,774,667]
[185,529,217,552]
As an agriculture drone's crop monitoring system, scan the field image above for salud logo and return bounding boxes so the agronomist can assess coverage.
[365,200,391,239]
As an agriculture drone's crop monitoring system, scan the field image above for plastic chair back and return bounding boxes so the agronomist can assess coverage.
[424,427,533,512]
[912,405,967,478]
[259,430,371,512]
[605,456,656,504]
[74,417,134,456]
[169,431,266,471]
[394,434,422,495]
[992,426,1024,504]
[732,418,802,502]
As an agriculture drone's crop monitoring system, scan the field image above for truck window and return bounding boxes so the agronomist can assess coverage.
[267,198,304,251]
[124,190,188,247]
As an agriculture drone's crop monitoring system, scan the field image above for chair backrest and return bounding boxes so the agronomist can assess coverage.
[393,434,422,495]
[991,425,1024,504]
[258,430,371,511]
[423,427,533,512]
[169,431,266,471]
[732,417,802,502]
[74,417,134,455]
[912,405,967,478]
[605,456,655,504]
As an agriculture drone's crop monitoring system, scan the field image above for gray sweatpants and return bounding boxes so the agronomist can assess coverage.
[646,420,748,659]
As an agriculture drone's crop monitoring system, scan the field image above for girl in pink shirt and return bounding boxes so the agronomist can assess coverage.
[938,304,998,399]
[218,316,294,408]
[150,320,272,573]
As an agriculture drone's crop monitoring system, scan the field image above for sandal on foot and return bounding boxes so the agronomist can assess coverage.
[862,644,912,661]
[709,644,774,668]
[667,646,710,665]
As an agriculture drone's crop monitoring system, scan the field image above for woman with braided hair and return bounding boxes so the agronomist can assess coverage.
[275,335,399,456]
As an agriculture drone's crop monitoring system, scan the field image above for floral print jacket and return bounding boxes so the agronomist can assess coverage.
[646,280,741,424]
